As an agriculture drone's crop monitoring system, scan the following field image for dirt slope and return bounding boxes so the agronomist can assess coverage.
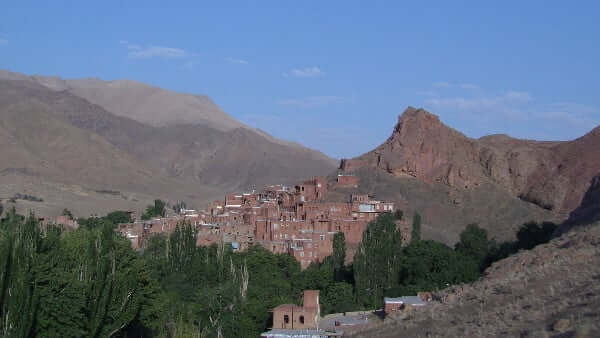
[352,222,600,337]
[326,167,555,244]
[0,73,336,218]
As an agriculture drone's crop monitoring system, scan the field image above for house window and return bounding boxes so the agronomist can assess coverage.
[300,252,304,257]
[320,235,325,241]
[284,315,290,324]
[299,315,305,324]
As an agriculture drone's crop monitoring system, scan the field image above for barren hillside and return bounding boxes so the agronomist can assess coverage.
[0,71,337,218]
[352,222,600,337]
[345,107,600,216]
[332,107,599,243]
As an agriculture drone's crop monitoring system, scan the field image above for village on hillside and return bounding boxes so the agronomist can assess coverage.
[115,174,398,269]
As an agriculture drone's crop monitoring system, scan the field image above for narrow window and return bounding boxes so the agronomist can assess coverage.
[299,316,305,324]
[284,315,289,324]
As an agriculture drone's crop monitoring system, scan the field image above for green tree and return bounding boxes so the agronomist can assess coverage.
[0,213,41,337]
[321,282,354,314]
[393,209,403,220]
[455,224,490,270]
[332,232,346,281]
[142,199,166,220]
[398,240,479,294]
[353,213,403,308]
[172,201,187,213]
[516,221,557,250]
[104,210,133,225]
[411,211,421,242]
[62,208,74,220]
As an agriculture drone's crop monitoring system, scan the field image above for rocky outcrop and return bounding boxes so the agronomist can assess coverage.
[565,174,600,226]
[343,107,600,217]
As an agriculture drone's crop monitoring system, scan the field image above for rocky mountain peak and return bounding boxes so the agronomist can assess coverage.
[342,106,600,217]
[394,107,442,133]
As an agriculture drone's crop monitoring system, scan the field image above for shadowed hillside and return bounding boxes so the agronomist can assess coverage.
[346,107,600,217]
[332,107,599,243]
[0,71,337,217]
[351,222,600,337]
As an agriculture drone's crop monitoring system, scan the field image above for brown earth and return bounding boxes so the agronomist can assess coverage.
[0,71,336,218]
[351,222,600,337]
[344,107,600,217]
[558,174,600,234]
[326,167,556,244]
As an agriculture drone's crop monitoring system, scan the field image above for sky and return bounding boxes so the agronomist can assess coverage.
[1,1,599,159]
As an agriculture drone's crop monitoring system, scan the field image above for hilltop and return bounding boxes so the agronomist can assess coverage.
[331,107,599,243]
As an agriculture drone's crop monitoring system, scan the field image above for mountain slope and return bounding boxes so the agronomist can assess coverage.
[63,78,243,130]
[0,79,224,217]
[0,69,241,130]
[332,107,599,243]
[0,72,337,217]
[352,222,600,337]
[343,107,599,216]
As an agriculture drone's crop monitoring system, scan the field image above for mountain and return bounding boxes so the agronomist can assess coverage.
[351,221,600,337]
[561,174,600,231]
[0,70,337,217]
[333,107,599,243]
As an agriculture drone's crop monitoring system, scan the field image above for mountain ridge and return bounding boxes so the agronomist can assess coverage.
[344,107,600,217]
[0,71,337,218]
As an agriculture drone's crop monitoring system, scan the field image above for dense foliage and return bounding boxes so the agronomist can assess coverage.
[353,213,404,307]
[142,200,166,220]
[171,201,187,213]
[486,221,558,264]
[411,211,421,242]
[0,208,161,337]
[0,207,559,337]
[353,213,479,308]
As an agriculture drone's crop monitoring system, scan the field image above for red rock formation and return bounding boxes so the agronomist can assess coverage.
[346,107,600,217]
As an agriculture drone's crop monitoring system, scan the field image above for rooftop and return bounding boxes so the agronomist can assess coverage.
[261,329,341,338]
[272,304,303,312]
[384,296,426,306]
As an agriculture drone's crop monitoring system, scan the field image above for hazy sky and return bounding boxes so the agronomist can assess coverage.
[1,1,599,158]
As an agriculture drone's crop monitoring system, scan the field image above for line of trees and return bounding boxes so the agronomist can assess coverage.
[0,206,558,337]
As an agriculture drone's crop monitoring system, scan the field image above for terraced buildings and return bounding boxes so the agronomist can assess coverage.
[118,175,395,268]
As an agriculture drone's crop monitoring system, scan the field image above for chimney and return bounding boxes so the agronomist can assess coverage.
[303,290,320,311]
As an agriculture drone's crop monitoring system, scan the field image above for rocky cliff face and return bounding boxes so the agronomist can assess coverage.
[565,174,600,226]
[343,107,600,217]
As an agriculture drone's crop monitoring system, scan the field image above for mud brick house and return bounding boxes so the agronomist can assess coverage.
[272,290,321,330]
[335,174,360,188]
[54,215,79,230]
[117,175,394,268]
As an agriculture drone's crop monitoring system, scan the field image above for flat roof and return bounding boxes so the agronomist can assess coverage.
[261,329,341,337]
[384,296,426,306]
[273,304,303,311]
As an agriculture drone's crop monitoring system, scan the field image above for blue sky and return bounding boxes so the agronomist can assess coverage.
[1,1,599,158]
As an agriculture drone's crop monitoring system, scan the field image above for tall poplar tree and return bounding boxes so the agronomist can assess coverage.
[353,213,403,308]
[411,211,422,242]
